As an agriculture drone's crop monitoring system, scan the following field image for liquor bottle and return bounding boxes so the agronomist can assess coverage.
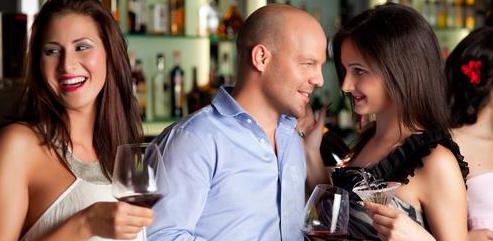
[217,0,243,39]
[128,0,137,32]
[170,50,185,117]
[169,0,185,35]
[187,67,202,114]
[465,6,475,28]
[454,4,464,27]
[423,0,437,27]
[207,0,219,36]
[436,0,447,28]
[152,54,169,120]
[217,53,233,86]
[149,3,169,34]
[111,0,120,22]
[128,0,146,33]
[131,58,146,120]
[198,0,219,37]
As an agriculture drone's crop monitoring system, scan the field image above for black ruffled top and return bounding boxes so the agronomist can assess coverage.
[328,128,469,240]
[332,128,469,198]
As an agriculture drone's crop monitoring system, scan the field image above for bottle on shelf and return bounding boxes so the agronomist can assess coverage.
[423,0,437,27]
[111,0,120,22]
[131,58,147,120]
[149,2,169,34]
[217,53,234,86]
[187,67,202,114]
[170,50,185,117]
[169,0,185,35]
[446,1,455,27]
[465,5,476,28]
[217,0,243,39]
[454,4,464,27]
[436,0,447,28]
[198,0,219,37]
[152,53,170,120]
[128,0,146,33]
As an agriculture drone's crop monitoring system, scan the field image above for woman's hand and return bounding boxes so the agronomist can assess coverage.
[364,201,435,241]
[468,229,493,241]
[80,201,154,240]
[297,105,327,154]
[297,105,329,190]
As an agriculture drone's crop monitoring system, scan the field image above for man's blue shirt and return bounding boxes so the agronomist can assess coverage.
[148,87,306,241]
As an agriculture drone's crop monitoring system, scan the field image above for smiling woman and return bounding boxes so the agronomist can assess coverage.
[41,13,107,111]
[303,3,469,241]
[0,0,153,241]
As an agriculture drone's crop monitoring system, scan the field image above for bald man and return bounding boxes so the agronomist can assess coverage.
[148,4,327,241]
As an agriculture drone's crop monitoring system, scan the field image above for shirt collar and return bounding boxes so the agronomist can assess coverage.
[212,86,245,117]
[212,86,297,128]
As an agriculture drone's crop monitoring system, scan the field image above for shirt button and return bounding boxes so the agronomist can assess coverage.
[259,138,265,143]
[246,119,252,124]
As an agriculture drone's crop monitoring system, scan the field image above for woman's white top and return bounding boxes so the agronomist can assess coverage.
[21,150,143,241]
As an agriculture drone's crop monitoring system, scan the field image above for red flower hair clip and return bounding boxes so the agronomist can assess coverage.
[461,60,482,85]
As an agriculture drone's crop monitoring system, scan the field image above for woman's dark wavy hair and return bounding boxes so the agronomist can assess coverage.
[332,3,449,135]
[447,26,493,128]
[21,0,142,178]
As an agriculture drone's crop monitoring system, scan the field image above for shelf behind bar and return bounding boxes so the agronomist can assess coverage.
[142,119,179,137]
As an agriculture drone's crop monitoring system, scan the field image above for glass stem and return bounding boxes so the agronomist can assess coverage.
[142,227,147,241]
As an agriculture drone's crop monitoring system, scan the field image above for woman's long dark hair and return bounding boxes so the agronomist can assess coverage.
[22,0,142,178]
[447,26,493,128]
[332,3,449,137]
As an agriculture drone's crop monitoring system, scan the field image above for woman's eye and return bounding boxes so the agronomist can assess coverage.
[76,44,91,51]
[353,68,366,76]
[44,48,61,56]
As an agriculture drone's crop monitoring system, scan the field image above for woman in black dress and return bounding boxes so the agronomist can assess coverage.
[301,3,469,241]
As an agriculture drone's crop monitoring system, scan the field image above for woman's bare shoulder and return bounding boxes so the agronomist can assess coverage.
[417,145,465,188]
[423,145,460,176]
[0,123,47,168]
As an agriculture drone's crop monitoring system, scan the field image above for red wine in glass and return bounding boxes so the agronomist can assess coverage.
[305,230,347,240]
[116,193,163,208]
[112,143,167,241]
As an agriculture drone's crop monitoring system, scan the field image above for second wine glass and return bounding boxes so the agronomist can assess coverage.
[112,143,167,241]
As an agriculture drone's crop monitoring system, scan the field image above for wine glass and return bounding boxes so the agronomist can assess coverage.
[352,181,401,205]
[303,184,349,241]
[112,143,167,241]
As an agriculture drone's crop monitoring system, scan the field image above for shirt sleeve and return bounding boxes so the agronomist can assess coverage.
[147,127,213,241]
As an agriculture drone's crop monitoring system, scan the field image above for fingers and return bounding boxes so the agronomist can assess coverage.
[364,201,399,218]
[297,104,315,133]
[371,213,395,227]
[116,202,154,227]
[121,202,154,219]
[314,106,327,129]
[486,229,493,239]
[373,222,391,237]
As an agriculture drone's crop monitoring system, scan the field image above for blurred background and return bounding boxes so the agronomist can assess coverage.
[0,0,491,151]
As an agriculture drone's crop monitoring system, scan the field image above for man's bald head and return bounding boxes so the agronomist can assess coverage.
[236,4,320,64]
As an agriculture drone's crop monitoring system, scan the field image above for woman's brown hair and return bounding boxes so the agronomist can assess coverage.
[21,0,142,178]
[332,3,449,133]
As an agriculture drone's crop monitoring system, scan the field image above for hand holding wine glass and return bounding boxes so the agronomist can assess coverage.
[112,143,168,241]
[303,184,349,241]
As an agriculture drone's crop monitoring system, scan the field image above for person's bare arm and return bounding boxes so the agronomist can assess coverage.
[419,145,468,241]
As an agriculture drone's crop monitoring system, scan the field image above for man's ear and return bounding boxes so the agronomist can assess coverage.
[251,44,271,72]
